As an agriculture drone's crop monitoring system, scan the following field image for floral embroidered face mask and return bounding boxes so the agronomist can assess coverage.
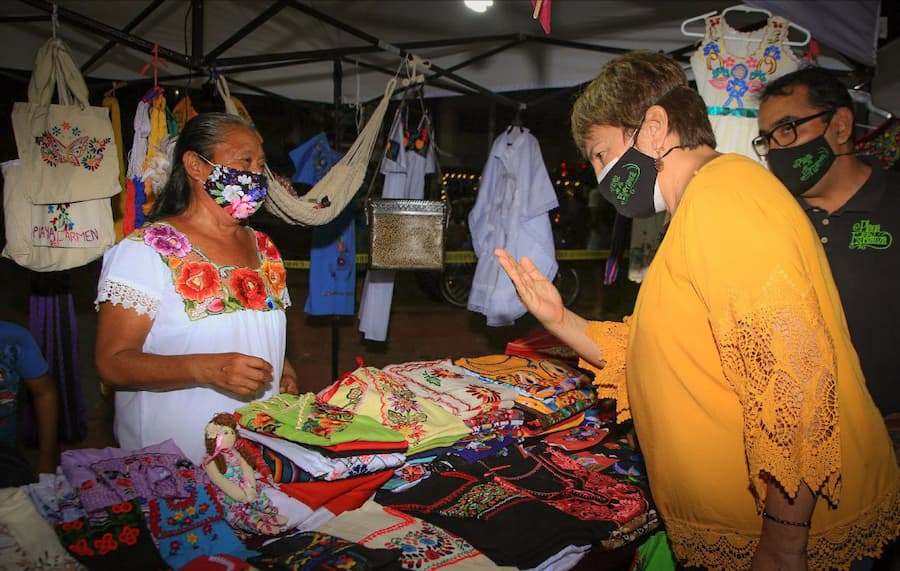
[197,154,268,219]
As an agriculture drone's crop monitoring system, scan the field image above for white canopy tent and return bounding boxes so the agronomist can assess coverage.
[0,0,883,109]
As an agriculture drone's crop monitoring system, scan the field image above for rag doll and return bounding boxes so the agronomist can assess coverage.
[202,413,286,536]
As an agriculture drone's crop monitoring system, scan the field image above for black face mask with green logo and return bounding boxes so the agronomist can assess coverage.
[766,135,836,196]
[595,144,663,219]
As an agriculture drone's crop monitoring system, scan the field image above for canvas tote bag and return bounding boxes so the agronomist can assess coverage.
[11,37,121,204]
[2,159,113,271]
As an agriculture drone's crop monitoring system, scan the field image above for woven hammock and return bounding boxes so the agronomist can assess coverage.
[216,74,397,226]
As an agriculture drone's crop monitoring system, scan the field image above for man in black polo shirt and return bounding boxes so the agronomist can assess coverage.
[756,67,899,418]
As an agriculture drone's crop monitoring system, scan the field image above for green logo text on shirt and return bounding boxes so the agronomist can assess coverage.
[849,220,893,250]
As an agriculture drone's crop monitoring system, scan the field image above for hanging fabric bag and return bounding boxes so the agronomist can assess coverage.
[11,37,121,204]
[2,159,113,271]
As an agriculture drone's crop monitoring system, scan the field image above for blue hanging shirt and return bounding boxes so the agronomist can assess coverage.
[290,133,356,316]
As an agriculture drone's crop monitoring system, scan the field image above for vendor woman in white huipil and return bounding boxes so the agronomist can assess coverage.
[95,113,299,463]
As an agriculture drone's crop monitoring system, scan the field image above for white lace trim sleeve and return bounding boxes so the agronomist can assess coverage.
[95,278,161,318]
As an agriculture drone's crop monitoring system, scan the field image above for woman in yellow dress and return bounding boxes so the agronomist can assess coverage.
[496,51,898,570]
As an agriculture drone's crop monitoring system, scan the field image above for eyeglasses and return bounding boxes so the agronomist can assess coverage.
[752,108,835,157]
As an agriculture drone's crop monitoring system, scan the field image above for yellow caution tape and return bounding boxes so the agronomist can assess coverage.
[284,249,609,270]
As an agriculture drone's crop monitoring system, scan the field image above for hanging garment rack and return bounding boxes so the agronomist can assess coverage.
[681,4,811,47]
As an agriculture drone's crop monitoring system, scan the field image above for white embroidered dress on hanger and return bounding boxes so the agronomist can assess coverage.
[468,128,558,326]
[690,15,801,162]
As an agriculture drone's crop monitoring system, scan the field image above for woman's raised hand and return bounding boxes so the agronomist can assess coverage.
[495,248,565,328]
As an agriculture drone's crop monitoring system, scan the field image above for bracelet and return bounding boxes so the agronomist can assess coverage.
[762,510,811,528]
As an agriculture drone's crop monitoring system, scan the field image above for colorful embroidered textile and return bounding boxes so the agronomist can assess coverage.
[446,434,518,464]
[464,408,524,435]
[56,500,169,571]
[517,411,586,439]
[60,439,188,515]
[381,459,434,493]
[381,360,518,421]
[290,133,356,317]
[544,425,610,452]
[119,223,289,320]
[26,468,86,525]
[319,367,470,455]
[261,445,315,483]
[482,443,653,547]
[318,499,513,570]
[518,390,596,429]
[236,393,406,448]
[505,330,579,366]
[855,117,900,169]
[514,387,596,416]
[148,482,255,569]
[375,454,595,569]
[239,428,405,482]
[248,530,401,570]
[453,355,590,401]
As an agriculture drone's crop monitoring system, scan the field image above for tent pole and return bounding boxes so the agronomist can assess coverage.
[80,0,166,72]
[204,0,290,63]
[331,57,343,383]
[525,35,631,54]
[344,58,479,99]
[191,0,204,68]
[212,34,520,68]
[0,15,50,23]
[285,0,523,110]
[17,0,194,69]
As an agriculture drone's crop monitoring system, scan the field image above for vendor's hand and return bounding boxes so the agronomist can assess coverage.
[495,249,565,327]
[200,353,273,397]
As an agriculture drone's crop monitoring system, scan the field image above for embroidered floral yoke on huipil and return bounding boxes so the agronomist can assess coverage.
[94,222,290,463]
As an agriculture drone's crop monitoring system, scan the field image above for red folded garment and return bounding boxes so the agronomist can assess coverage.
[279,470,393,515]
[505,330,579,366]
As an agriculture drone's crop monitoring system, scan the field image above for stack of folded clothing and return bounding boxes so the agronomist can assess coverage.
[319,367,472,455]
[453,355,598,436]
[235,392,410,519]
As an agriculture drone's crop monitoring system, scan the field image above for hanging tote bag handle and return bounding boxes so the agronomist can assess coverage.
[12,37,122,205]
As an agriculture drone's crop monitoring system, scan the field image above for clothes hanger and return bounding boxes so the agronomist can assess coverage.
[506,103,527,136]
[849,89,892,121]
[680,4,811,47]
[849,89,893,130]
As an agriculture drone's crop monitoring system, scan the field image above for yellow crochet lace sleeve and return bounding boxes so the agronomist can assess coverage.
[682,172,842,507]
[579,318,630,422]
[708,271,841,505]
